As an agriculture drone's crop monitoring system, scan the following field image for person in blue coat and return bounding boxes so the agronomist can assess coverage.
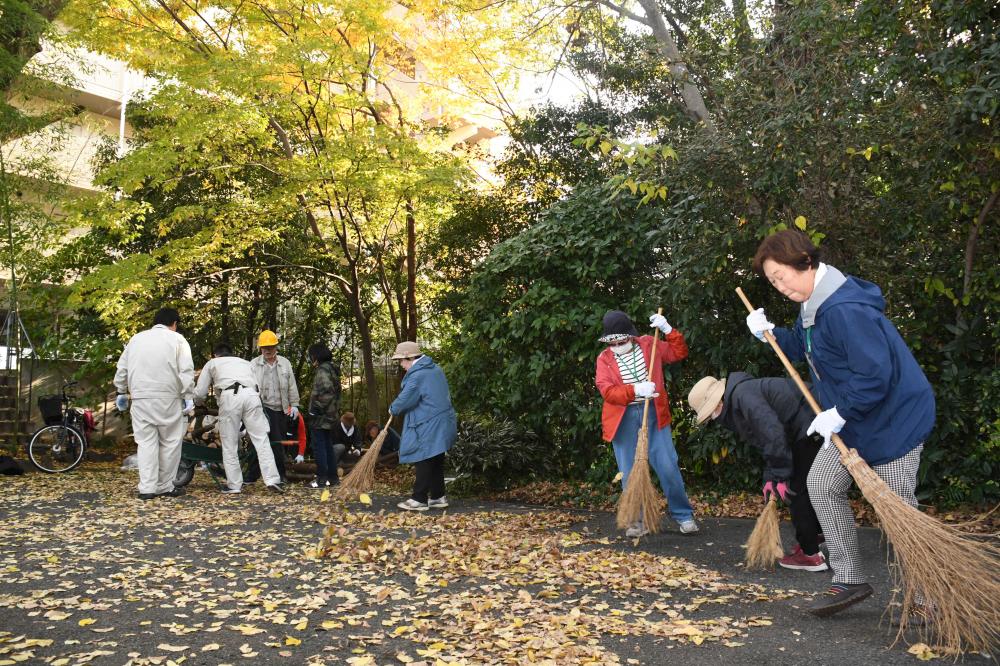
[746,230,935,620]
[389,341,457,511]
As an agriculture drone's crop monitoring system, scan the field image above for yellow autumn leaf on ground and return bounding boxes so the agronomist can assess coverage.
[202,644,220,652]
[320,489,331,502]
[284,636,301,646]
[78,618,96,626]
[294,619,307,630]
[907,643,938,661]
[228,624,265,635]
[157,644,189,652]
[359,493,372,505]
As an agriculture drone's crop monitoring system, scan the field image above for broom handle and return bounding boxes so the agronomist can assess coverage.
[735,288,850,458]
[638,307,664,430]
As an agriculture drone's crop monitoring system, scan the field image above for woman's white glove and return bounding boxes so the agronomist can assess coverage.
[807,407,846,448]
[649,313,672,335]
[746,308,775,341]
[633,381,658,399]
[294,454,305,464]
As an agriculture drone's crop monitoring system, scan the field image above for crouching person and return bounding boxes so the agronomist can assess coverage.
[688,373,826,570]
[194,343,285,494]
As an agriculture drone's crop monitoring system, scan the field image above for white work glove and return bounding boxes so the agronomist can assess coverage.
[649,313,672,336]
[633,381,658,399]
[746,308,775,341]
[287,406,299,420]
[807,407,846,448]
[183,399,195,416]
[115,394,129,412]
[294,454,305,464]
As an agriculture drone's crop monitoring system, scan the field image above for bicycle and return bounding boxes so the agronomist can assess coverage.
[27,381,96,473]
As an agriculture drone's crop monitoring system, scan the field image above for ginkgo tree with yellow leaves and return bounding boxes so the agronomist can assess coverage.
[51,0,552,415]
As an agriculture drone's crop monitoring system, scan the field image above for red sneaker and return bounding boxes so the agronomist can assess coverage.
[779,545,829,571]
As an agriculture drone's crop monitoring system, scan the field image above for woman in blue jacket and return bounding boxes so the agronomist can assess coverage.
[389,341,457,511]
[746,230,935,619]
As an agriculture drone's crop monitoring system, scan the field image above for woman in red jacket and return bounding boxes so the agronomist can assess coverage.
[596,310,699,537]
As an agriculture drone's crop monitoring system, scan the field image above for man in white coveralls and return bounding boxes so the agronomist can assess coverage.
[114,307,196,500]
[194,342,285,494]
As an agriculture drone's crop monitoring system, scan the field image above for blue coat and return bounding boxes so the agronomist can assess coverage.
[773,275,935,465]
[389,355,457,464]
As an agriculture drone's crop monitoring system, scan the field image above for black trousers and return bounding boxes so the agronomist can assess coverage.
[412,453,445,503]
[790,436,823,554]
[246,407,287,482]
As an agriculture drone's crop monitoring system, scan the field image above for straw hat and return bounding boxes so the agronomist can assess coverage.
[688,376,727,425]
[391,341,422,360]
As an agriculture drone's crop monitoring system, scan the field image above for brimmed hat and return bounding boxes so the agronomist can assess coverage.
[687,376,727,425]
[599,310,639,343]
[391,341,422,360]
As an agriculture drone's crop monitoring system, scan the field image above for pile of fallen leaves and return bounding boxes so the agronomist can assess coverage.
[1,466,793,665]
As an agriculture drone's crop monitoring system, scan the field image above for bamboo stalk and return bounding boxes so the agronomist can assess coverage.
[737,287,1000,652]
[616,309,665,534]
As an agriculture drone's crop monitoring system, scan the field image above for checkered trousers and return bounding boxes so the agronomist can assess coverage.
[807,443,923,585]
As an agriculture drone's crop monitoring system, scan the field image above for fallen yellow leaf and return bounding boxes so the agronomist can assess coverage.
[284,636,301,646]
[157,644,189,652]
[320,489,331,502]
[78,618,96,626]
[359,493,372,505]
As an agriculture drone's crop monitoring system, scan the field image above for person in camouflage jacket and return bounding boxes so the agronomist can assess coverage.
[307,342,342,487]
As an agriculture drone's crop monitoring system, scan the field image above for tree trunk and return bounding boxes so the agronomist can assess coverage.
[634,0,714,131]
[338,280,380,419]
[405,200,418,340]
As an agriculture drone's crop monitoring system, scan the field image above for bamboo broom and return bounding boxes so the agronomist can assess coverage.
[737,287,1000,653]
[616,308,665,534]
[336,413,393,499]
[744,496,784,569]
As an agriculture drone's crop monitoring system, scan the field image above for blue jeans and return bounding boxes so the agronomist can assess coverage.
[612,403,694,523]
[311,428,344,484]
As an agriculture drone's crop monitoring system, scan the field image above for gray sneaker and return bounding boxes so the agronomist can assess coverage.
[678,519,699,534]
[220,486,241,494]
[397,498,429,512]
[427,496,449,509]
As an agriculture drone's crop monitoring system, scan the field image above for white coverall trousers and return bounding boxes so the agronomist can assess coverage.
[217,388,281,490]
[131,397,186,495]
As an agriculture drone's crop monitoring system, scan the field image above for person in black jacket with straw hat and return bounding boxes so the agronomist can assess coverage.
[688,372,826,571]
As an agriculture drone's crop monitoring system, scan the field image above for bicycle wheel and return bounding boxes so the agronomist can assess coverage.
[28,425,86,473]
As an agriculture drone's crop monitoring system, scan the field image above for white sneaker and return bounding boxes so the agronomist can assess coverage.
[427,496,449,509]
[397,499,429,512]
[220,486,241,494]
[625,522,648,538]
[678,519,699,534]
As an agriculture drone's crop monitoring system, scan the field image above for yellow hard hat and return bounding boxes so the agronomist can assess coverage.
[258,330,279,347]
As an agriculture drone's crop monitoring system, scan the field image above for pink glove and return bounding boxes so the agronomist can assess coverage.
[763,481,794,503]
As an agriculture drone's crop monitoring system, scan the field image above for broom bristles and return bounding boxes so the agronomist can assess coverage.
[616,424,663,533]
[744,497,784,569]
[843,450,1000,653]
[335,422,391,499]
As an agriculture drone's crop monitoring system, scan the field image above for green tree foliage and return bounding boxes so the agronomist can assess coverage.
[447,0,999,504]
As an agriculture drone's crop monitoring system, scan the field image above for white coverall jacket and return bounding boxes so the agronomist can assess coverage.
[195,356,280,490]
[250,355,299,413]
[114,324,195,495]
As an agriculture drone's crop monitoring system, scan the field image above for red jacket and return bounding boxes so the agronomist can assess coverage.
[595,332,689,442]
